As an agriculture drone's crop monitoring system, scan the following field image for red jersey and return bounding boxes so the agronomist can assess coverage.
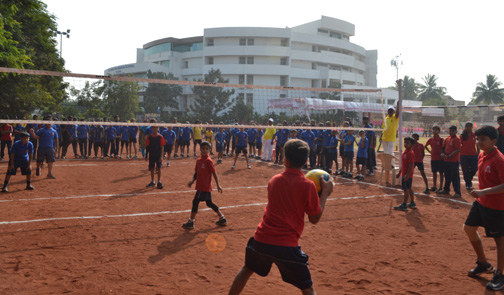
[254,168,321,247]
[443,135,461,162]
[426,136,443,161]
[476,148,504,210]
[194,155,216,192]
[401,148,415,178]
[145,134,165,157]
[0,124,13,141]
[460,132,477,156]
[412,142,425,163]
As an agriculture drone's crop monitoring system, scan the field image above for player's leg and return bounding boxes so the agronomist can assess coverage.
[464,224,488,264]
[495,236,504,273]
[300,286,316,295]
[228,265,254,295]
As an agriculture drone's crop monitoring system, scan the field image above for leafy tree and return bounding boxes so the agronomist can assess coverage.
[388,75,419,101]
[422,97,447,107]
[0,2,32,69]
[142,70,182,113]
[70,80,105,119]
[191,69,235,122]
[102,80,140,120]
[417,74,446,102]
[470,74,504,105]
[226,98,253,123]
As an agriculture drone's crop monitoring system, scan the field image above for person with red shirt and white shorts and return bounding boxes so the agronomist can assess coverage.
[463,125,504,291]
[229,139,334,295]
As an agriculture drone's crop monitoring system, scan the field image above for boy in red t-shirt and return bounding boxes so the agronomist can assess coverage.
[460,122,479,190]
[440,126,462,198]
[229,139,334,295]
[412,134,430,194]
[394,137,416,211]
[425,126,444,193]
[463,125,504,291]
[182,141,225,229]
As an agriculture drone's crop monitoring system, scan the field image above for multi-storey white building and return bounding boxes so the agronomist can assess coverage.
[105,16,394,116]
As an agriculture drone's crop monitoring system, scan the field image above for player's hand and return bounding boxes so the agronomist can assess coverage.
[470,189,485,198]
[187,180,194,188]
[8,164,14,170]
[404,176,410,182]
[321,177,334,196]
[217,185,223,193]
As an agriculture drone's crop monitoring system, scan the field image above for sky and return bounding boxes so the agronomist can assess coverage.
[42,0,504,105]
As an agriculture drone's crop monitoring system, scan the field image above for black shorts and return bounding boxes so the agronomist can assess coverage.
[7,161,31,176]
[356,157,367,166]
[235,146,247,155]
[181,140,190,147]
[414,162,424,171]
[256,142,262,149]
[193,190,212,201]
[148,157,162,170]
[344,151,354,160]
[121,140,128,147]
[402,177,413,190]
[431,160,444,173]
[248,142,256,148]
[316,145,322,155]
[216,146,223,153]
[164,144,173,154]
[245,237,312,290]
[129,138,137,144]
[37,147,56,163]
[465,201,504,238]
[194,139,202,145]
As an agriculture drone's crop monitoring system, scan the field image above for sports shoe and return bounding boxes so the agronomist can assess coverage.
[394,203,408,211]
[146,181,156,188]
[1,187,7,192]
[36,167,40,176]
[231,164,235,169]
[194,153,197,157]
[408,201,417,209]
[133,155,138,159]
[26,185,34,190]
[437,190,450,195]
[423,188,430,194]
[187,154,190,158]
[367,172,374,176]
[468,260,494,277]
[487,270,504,291]
[174,154,179,158]
[46,174,56,179]
[167,162,170,167]
[453,193,461,198]
[247,164,251,169]
[181,153,184,157]
[216,217,227,226]
[182,219,194,229]
[157,182,164,189]
[430,187,437,192]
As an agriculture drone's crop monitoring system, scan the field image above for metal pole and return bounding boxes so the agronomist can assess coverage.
[60,33,63,58]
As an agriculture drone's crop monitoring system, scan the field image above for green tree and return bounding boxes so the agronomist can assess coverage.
[470,74,504,105]
[417,74,446,102]
[102,80,140,120]
[389,75,419,101]
[142,70,182,113]
[226,98,253,123]
[70,80,105,119]
[191,69,235,122]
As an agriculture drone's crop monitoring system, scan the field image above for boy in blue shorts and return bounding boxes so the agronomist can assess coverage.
[231,127,251,170]
[255,128,263,160]
[215,127,226,164]
[119,122,129,159]
[463,125,504,290]
[145,119,165,188]
[229,139,334,295]
[2,132,34,192]
[394,137,416,211]
[128,119,139,159]
[182,141,225,229]
[161,126,176,167]
[341,129,355,178]
[326,129,338,173]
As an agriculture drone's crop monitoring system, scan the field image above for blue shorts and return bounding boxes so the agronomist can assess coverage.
[235,146,247,155]
[148,157,162,170]
[245,237,312,290]
[37,147,56,163]
[216,146,223,153]
[431,160,444,173]
[248,142,256,148]
[414,162,424,171]
[402,177,413,190]
[465,200,504,238]
[7,161,31,176]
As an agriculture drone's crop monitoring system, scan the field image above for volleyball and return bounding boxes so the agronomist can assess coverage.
[305,169,330,196]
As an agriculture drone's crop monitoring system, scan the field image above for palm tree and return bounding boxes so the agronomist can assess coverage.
[417,74,446,102]
[471,74,504,105]
[402,75,419,101]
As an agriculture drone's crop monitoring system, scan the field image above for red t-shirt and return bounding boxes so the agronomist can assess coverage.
[443,135,461,162]
[460,132,477,156]
[426,136,443,161]
[195,155,216,192]
[401,149,415,178]
[412,142,425,163]
[0,124,13,141]
[476,148,504,210]
[254,168,321,247]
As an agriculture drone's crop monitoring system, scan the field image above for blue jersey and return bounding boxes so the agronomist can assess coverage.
[339,130,348,148]
[181,127,192,141]
[25,123,39,139]
[364,123,375,149]
[66,124,76,138]
[105,126,116,141]
[120,126,129,140]
[329,136,338,153]
[230,128,239,143]
[314,130,324,147]
[13,125,25,141]
[256,129,263,144]
[144,127,153,137]
[235,131,248,147]
[77,125,89,139]
[301,130,315,150]
[128,126,139,140]
[114,125,121,138]
[247,129,257,143]
[322,130,332,148]
[279,129,289,144]
[343,134,355,152]
[161,130,176,145]
[36,126,58,148]
[357,137,369,158]
[89,126,97,141]
[215,131,225,147]
[10,140,33,162]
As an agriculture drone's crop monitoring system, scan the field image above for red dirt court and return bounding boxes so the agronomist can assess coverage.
[0,150,499,295]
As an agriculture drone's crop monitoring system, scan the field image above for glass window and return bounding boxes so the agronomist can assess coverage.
[239,56,246,64]
[207,38,214,46]
[184,61,188,68]
[280,57,288,65]
[239,75,245,84]
[237,93,245,102]
[247,38,254,45]
[144,43,172,56]
[191,42,203,51]
[160,60,170,68]
[246,93,253,106]
[280,76,287,86]
[207,57,214,65]
[246,75,253,85]
[281,39,288,47]
[247,57,254,64]
[239,38,246,46]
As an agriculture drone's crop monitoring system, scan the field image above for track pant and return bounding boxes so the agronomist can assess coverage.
[443,161,461,195]
[460,155,478,188]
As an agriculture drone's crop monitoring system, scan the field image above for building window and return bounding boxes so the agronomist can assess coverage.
[247,38,254,45]
[280,57,288,65]
[246,93,253,106]
[247,57,254,64]
[239,56,246,64]
[184,61,189,69]
[246,75,253,85]
[159,60,170,67]
[312,63,317,70]
[280,94,286,98]
[207,38,214,46]
[322,80,327,88]
[239,75,245,84]
[237,93,245,102]
[281,39,288,47]
[280,76,287,86]
[318,28,328,34]
[239,38,246,46]
[207,57,214,65]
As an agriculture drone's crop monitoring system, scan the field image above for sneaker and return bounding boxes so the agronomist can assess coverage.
[36,167,40,176]
[367,172,374,176]
[423,188,430,194]
[187,154,190,158]
[167,162,170,167]
[453,193,461,198]
[468,260,494,278]
[231,164,235,169]
[194,153,197,157]
[394,203,408,211]
[357,176,365,181]
[181,153,184,157]
[26,185,34,190]
[182,219,194,229]
[133,155,138,159]
[1,187,7,192]
[216,217,227,226]
[430,187,437,192]
[174,154,179,158]
[247,164,251,169]
[146,181,156,188]
[437,190,449,195]
[487,270,504,291]
[408,201,417,209]
[157,182,164,189]
[46,174,56,179]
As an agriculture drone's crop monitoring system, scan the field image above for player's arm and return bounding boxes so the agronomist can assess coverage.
[404,162,413,182]
[308,178,334,224]
[471,183,504,198]
[213,172,223,193]
[8,151,14,170]
[29,129,39,139]
[145,136,150,160]
[188,172,197,187]
[27,151,32,173]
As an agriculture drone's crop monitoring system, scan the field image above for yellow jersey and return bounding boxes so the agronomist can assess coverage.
[264,127,276,141]
[205,130,213,142]
[193,127,202,140]
[382,115,399,142]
